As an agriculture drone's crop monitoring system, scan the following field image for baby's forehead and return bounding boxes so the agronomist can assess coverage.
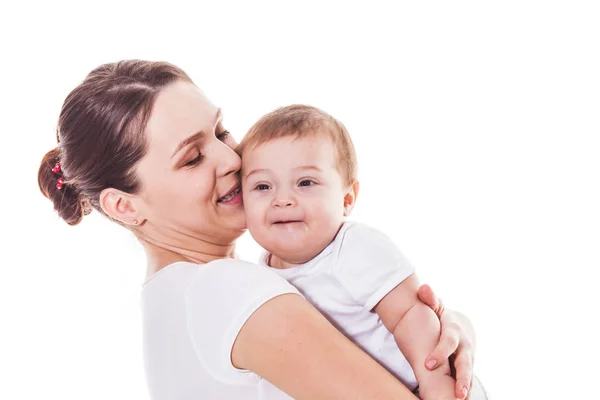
[243,134,334,158]
[245,132,335,152]
[242,149,341,183]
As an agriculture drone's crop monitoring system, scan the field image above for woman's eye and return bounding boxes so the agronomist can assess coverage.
[299,180,316,187]
[255,184,271,191]
[184,153,203,167]
[217,130,230,141]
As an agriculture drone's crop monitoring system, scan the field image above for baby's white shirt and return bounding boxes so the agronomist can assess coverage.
[262,221,418,390]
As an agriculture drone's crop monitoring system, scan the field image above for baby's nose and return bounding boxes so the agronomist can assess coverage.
[272,196,296,207]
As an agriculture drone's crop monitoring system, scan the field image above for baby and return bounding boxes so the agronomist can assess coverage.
[238,105,457,399]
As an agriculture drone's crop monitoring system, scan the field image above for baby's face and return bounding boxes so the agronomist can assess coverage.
[242,135,350,264]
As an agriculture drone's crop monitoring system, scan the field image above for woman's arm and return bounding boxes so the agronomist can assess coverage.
[418,284,476,400]
[232,293,419,400]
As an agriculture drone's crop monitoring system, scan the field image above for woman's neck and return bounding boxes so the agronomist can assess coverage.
[137,226,238,280]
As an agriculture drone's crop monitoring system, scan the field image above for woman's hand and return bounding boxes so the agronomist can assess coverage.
[417,284,476,400]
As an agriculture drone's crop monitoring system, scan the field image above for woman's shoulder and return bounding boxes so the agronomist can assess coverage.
[142,258,300,388]
[144,258,278,285]
[143,258,299,304]
[184,258,289,283]
[185,258,299,300]
[181,259,301,382]
[182,258,301,340]
[207,257,273,271]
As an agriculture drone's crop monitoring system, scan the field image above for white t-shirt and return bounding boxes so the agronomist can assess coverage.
[142,259,299,399]
[262,221,419,390]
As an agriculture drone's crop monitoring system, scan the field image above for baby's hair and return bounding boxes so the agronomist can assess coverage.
[238,105,358,186]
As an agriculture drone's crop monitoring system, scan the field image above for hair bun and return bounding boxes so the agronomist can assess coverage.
[38,148,85,225]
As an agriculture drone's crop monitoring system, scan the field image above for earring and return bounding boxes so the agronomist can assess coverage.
[133,220,138,225]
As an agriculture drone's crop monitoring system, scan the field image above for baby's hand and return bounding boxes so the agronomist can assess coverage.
[418,374,458,400]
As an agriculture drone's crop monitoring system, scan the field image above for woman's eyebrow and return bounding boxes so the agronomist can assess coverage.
[172,131,205,158]
[172,109,222,158]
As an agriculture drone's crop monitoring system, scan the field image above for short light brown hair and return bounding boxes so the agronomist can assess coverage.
[238,105,358,186]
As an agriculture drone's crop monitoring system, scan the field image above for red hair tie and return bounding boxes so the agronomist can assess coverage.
[52,163,65,189]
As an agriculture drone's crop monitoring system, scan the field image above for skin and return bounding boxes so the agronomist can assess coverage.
[98,80,476,399]
[419,284,476,400]
[242,135,357,269]
[242,136,455,399]
[377,275,456,399]
[101,81,245,274]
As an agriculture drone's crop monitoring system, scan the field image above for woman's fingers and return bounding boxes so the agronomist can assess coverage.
[425,327,460,370]
[417,284,444,317]
[418,282,476,398]
[453,349,473,399]
[419,283,452,371]
[464,378,474,400]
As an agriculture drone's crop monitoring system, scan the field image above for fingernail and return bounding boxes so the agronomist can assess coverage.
[426,359,437,369]
[461,385,468,398]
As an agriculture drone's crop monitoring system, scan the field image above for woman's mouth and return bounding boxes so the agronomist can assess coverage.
[217,186,242,205]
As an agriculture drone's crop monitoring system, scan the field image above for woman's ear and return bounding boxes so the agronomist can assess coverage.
[343,181,360,216]
[99,188,143,226]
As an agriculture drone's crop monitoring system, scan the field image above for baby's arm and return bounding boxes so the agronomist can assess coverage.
[375,274,457,400]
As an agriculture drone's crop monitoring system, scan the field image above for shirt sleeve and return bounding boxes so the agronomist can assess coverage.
[184,259,301,384]
[332,223,416,311]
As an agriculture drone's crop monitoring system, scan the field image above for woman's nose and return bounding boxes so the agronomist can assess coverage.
[215,141,242,177]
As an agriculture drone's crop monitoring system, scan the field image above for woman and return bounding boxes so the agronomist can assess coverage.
[38,60,480,399]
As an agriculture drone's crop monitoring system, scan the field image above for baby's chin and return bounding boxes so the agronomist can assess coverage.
[267,241,326,265]
[248,222,334,264]
[251,221,309,245]
[270,252,318,267]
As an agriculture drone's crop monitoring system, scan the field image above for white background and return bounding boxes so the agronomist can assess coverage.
[2,1,599,399]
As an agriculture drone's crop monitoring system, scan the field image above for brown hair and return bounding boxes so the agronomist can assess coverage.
[238,105,358,186]
[38,60,192,225]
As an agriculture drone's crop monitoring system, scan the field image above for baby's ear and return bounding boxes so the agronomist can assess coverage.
[343,181,360,216]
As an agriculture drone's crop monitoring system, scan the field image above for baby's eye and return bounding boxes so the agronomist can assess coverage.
[298,180,316,187]
[255,184,271,191]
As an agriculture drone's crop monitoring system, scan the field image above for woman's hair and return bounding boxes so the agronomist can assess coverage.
[38,60,192,225]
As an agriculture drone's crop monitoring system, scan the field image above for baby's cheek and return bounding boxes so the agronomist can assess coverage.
[316,196,342,217]
[244,202,267,232]
[243,204,259,225]
[242,192,257,213]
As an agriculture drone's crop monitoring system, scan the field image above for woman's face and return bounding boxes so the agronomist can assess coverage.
[134,81,246,243]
